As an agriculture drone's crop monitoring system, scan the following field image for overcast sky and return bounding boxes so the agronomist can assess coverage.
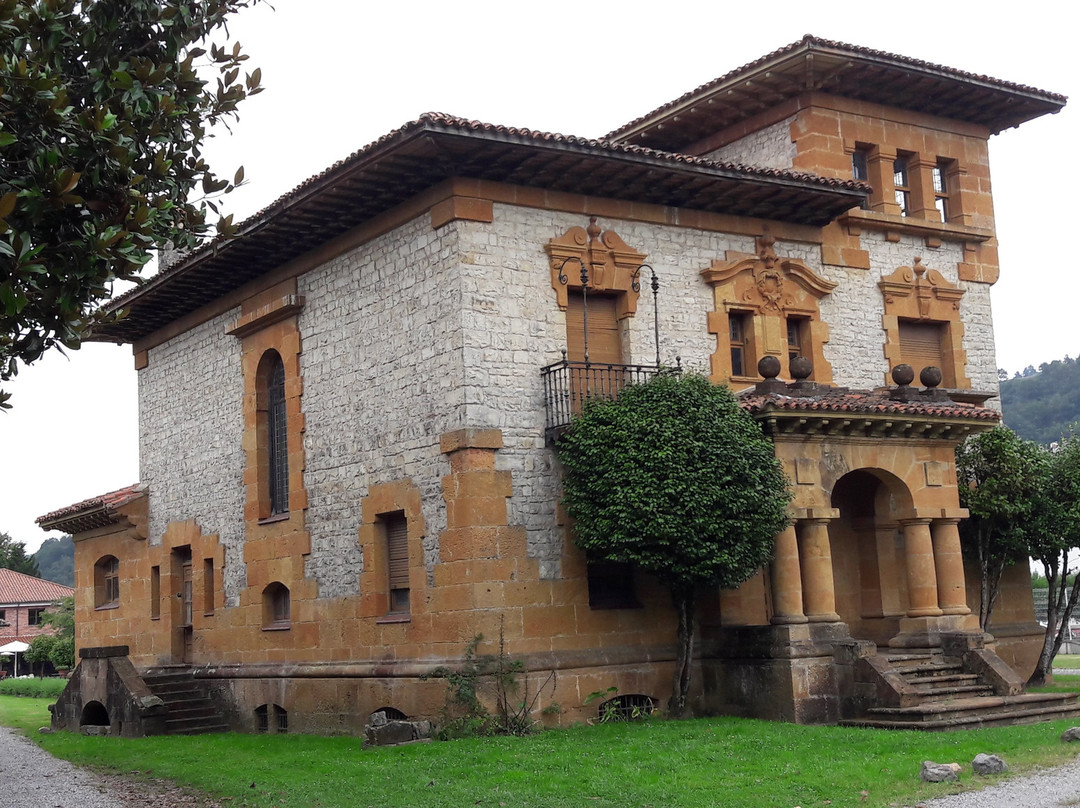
[2,1,1076,552]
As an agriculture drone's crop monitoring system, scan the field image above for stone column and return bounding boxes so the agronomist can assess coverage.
[931,518,970,615]
[908,156,940,221]
[867,146,902,216]
[770,524,807,625]
[798,518,840,622]
[901,518,943,618]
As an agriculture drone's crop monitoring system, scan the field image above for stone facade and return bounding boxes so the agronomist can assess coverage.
[44,38,1063,734]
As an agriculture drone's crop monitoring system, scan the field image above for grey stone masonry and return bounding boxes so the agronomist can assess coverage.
[298,214,465,597]
[703,116,798,170]
[140,308,246,605]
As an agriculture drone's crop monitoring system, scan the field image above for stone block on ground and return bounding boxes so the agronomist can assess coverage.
[972,753,1008,775]
[1061,726,1080,743]
[921,761,959,782]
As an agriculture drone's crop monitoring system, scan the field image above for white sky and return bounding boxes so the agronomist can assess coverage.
[2,1,1076,552]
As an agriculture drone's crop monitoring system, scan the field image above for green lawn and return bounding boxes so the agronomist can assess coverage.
[3,695,1080,808]
[1054,654,1080,669]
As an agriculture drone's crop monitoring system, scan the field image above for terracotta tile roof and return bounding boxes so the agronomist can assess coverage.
[740,386,1001,420]
[0,568,73,606]
[739,383,1000,440]
[90,112,868,344]
[609,34,1067,149]
[36,483,145,534]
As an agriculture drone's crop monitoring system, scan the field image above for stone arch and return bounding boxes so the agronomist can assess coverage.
[828,468,915,645]
[80,700,110,728]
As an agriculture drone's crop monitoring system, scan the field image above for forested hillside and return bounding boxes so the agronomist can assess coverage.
[33,535,74,587]
[999,355,1080,445]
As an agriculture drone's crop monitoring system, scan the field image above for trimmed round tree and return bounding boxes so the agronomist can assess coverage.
[556,373,791,717]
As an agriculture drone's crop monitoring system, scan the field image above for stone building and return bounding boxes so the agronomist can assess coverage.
[40,37,1073,733]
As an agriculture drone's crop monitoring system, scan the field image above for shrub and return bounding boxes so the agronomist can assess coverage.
[0,677,67,698]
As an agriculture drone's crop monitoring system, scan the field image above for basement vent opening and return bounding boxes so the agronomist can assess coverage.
[597,694,655,721]
[371,706,408,721]
[80,700,110,727]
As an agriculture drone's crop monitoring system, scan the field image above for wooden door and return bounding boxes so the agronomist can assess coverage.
[182,559,193,663]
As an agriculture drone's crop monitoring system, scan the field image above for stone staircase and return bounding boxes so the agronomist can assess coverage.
[840,646,1080,730]
[141,670,229,735]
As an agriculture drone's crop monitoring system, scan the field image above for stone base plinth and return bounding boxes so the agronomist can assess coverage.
[700,622,851,724]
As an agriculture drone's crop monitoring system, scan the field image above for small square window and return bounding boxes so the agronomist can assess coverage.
[27,608,44,626]
[587,560,639,610]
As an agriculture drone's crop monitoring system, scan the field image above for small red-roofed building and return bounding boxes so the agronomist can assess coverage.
[0,567,74,676]
[39,36,1072,735]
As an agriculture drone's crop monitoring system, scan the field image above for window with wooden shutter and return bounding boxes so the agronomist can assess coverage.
[565,293,622,365]
[385,513,410,614]
[899,320,948,384]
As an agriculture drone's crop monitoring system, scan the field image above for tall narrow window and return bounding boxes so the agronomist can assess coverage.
[932,163,950,222]
[893,156,910,216]
[851,148,870,210]
[786,317,808,366]
[729,313,750,377]
[385,513,410,614]
[203,559,215,616]
[262,582,290,629]
[150,565,161,619]
[95,555,120,608]
[267,355,289,515]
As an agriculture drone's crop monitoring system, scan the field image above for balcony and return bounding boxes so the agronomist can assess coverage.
[541,357,679,434]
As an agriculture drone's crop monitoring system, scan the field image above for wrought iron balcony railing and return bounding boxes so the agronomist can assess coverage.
[541,357,680,433]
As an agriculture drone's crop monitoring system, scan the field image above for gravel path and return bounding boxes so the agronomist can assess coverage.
[914,756,1080,807]
[0,725,126,808]
[0,726,222,808]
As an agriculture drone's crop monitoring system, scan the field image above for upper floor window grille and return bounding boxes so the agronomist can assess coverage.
[266,354,289,516]
[893,157,910,216]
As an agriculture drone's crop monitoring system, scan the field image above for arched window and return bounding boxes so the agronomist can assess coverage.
[262,582,290,629]
[257,351,290,517]
[94,556,119,608]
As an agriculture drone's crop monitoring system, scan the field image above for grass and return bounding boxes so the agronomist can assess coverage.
[3,695,1080,808]
[1054,654,1080,669]
[0,677,68,698]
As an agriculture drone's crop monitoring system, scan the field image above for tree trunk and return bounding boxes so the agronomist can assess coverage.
[1031,555,1080,686]
[667,587,696,718]
[1030,557,1062,687]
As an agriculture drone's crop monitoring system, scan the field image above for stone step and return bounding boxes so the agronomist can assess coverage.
[166,718,230,735]
[141,669,228,735]
[862,692,1080,723]
[841,700,1080,731]
[904,672,980,686]
[913,683,995,698]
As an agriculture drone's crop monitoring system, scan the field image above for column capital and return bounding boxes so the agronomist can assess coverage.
[790,507,840,522]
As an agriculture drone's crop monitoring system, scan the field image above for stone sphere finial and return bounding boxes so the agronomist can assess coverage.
[758,355,781,380]
[920,366,943,388]
[789,355,813,381]
[891,364,915,386]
